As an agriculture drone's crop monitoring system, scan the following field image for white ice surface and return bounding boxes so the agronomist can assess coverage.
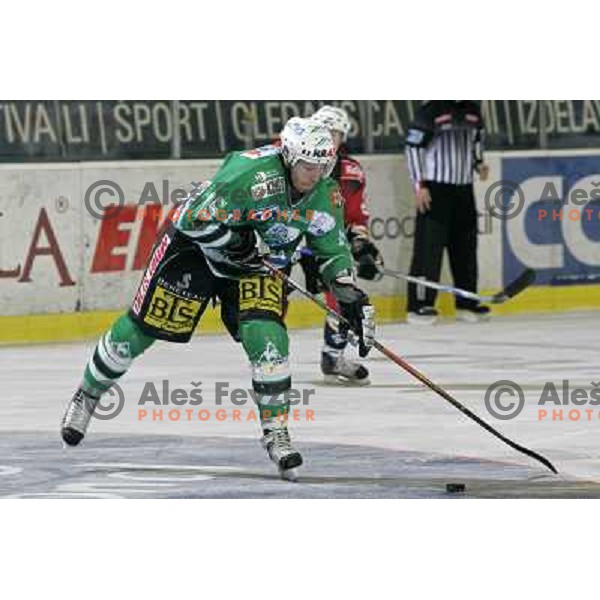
[1,311,598,482]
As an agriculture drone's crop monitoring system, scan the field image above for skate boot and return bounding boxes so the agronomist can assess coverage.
[61,387,100,446]
[407,306,438,325]
[321,350,370,386]
[456,305,491,323]
[262,421,303,482]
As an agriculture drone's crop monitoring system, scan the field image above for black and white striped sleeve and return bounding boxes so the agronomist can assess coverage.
[406,144,427,190]
[472,124,485,170]
[405,105,433,190]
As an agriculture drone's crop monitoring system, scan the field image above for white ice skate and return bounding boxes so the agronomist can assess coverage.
[321,350,370,386]
[61,387,99,446]
[456,305,491,323]
[262,423,303,482]
[407,307,438,325]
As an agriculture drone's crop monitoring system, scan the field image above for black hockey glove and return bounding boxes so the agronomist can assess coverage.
[298,249,326,295]
[347,226,384,281]
[330,279,376,357]
[196,223,268,278]
[221,228,267,273]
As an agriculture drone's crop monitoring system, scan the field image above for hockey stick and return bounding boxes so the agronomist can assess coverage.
[263,261,557,475]
[383,267,536,305]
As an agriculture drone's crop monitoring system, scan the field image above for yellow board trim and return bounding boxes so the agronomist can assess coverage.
[1,285,599,345]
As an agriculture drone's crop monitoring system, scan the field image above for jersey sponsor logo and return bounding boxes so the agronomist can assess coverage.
[263,223,302,246]
[241,145,280,159]
[254,171,268,183]
[307,211,336,236]
[143,285,203,334]
[132,233,171,315]
[253,169,281,183]
[251,176,286,201]
[239,275,285,318]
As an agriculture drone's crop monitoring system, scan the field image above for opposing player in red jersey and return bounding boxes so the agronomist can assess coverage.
[301,106,384,385]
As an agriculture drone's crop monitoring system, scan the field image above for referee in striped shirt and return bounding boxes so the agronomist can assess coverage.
[405,100,490,324]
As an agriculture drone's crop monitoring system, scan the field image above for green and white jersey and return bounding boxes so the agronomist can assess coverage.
[175,145,353,283]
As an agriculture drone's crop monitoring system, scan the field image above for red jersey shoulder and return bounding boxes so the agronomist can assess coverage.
[338,156,366,183]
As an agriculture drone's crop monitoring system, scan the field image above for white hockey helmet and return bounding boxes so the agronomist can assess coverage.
[311,105,351,141]
[280,117,336,169]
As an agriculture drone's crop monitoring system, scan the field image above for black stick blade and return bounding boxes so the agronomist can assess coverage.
[492,269,536,304]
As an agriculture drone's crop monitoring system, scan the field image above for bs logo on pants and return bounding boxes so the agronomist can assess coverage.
[144,286,202,334]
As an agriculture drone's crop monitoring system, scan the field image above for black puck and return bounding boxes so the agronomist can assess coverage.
[446,483,466,493]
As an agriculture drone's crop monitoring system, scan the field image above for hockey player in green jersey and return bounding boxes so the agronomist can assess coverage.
[61,117,376,480]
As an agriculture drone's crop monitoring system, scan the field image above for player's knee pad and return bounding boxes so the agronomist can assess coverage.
[239,317,291,417]
[250,336,291,404]
[252,359,291,422]
[95,329,133,378]
[252,360,291,397]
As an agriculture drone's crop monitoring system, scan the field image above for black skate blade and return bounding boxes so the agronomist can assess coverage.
[61,427,84,446]
[323,374,371,387]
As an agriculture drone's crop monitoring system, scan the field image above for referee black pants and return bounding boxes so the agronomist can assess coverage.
[407,182,478,312]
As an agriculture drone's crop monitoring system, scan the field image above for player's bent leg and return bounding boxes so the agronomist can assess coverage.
[61,313,156,446]
[240,318,303,480]
[321,292,369,386]
[62,227,216,446]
